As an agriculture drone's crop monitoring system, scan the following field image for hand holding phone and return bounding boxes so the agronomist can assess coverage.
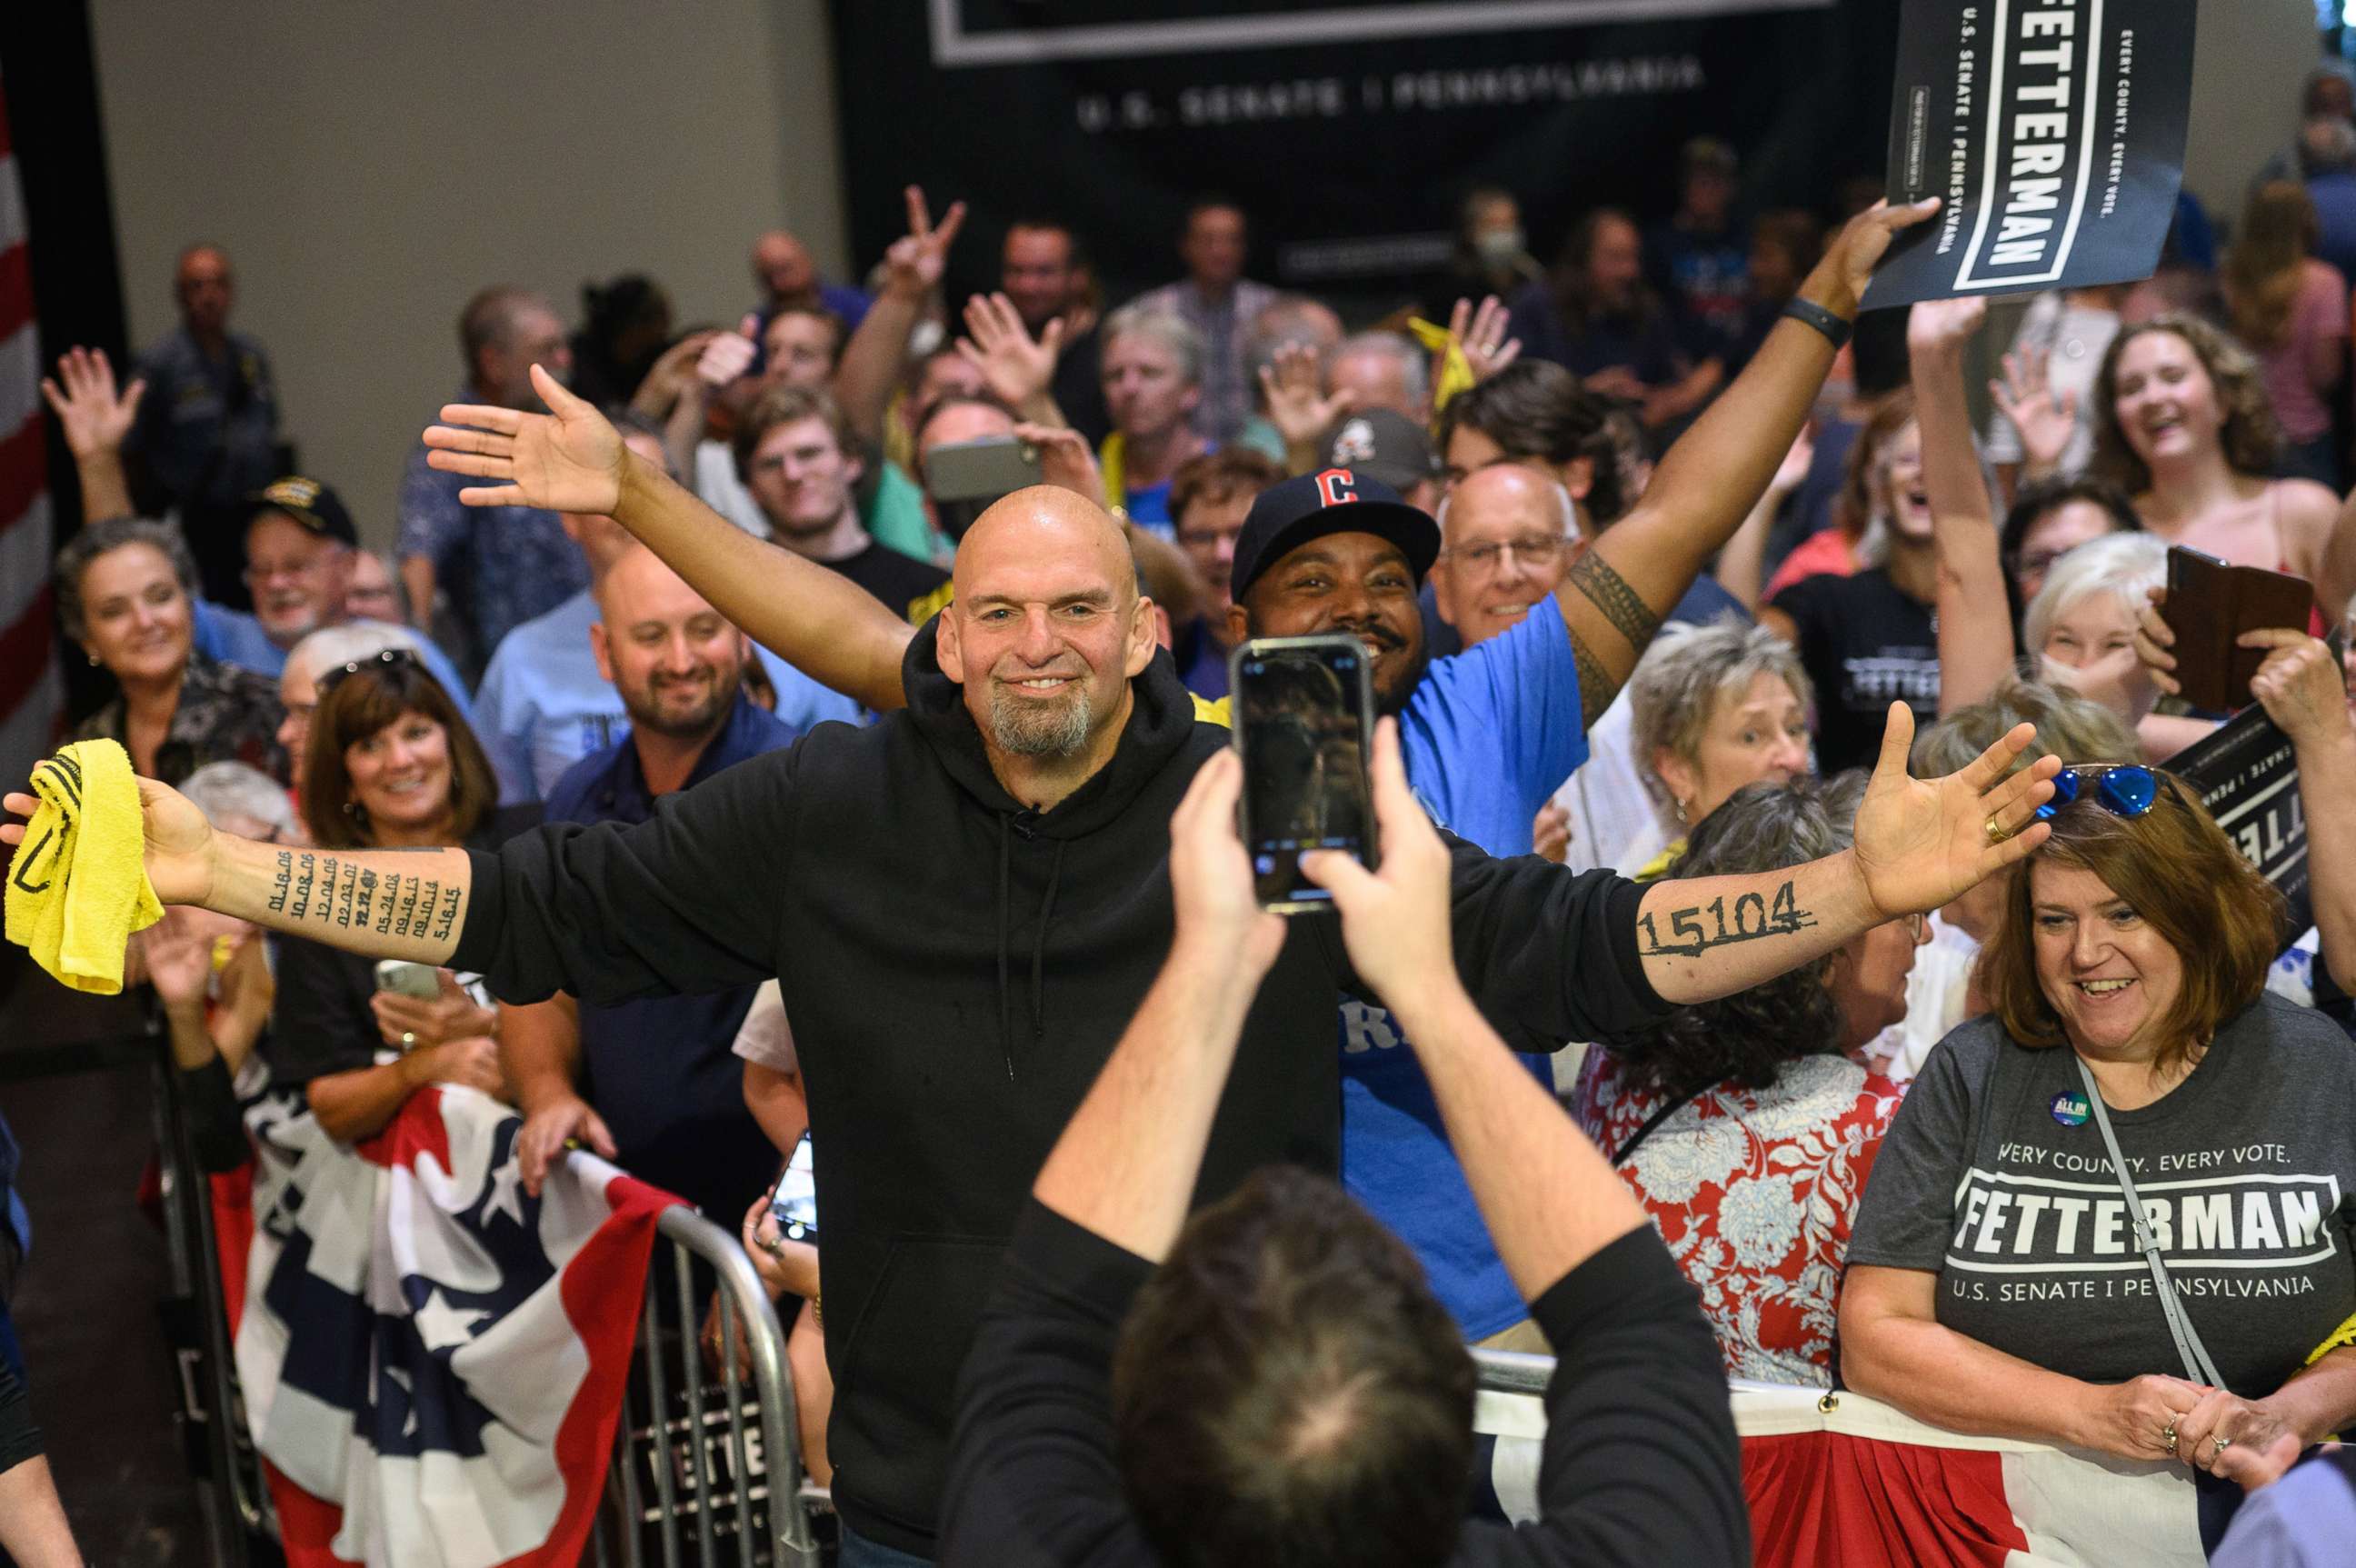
[2161,547,2314,713]
[374,959,442,1001]
[1230,635,1379,912]
[768,1134,819,1246]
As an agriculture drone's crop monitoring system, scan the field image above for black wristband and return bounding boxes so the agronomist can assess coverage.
[1782,296,1853,351]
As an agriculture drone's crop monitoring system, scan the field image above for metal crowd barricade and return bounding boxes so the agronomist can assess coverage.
[148,1044,282,1568]
[584,1203,827,1567]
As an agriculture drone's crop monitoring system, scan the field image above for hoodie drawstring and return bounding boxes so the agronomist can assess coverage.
[995,816,1070,1079]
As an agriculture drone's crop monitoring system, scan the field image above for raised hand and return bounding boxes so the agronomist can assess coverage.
[1851,704,2060,920]
[1302,720,1456,1002]
[694,316,759,391]
[1166,749,1285,974]
[1990,344,2079,475]
[629,328,722,415]
[879,185,968,301]
[957,293,1062,409]
[1013,422,1101,504]
[1821,198,1942,312]
[1447,295,1522,384]
[2245,627,2352,744]
[139,911,215,1011]
[40,346,145,460]
[1257,340,1353,451]
[424,364,626,516]
[1905,295,1988,356]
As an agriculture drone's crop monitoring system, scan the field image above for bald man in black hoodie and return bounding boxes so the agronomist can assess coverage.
[26,355,2062,1563]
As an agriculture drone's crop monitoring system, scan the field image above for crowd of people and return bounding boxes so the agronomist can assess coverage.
[14,56,2356,1568]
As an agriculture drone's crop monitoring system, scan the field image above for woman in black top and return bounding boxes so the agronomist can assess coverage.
[56,516,285,786]
[267,650,524,1141]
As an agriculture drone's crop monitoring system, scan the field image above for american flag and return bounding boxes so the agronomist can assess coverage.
[0,67,60,794]
[226,1084,679,1567]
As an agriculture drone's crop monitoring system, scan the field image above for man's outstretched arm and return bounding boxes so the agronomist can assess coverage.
[1552,198,1940,721]
[1630,703,2056,1004]
[424,365,916,714]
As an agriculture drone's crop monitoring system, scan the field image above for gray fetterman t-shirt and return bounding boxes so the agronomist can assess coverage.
[1849,994,2356,1396]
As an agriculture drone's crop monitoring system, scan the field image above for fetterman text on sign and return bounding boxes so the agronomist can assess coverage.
[1866,0,2195,311]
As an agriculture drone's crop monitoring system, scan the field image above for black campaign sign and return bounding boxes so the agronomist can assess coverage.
[1866,0,2196,311]
[2167,705,2312,946]
[831,0,1896,304]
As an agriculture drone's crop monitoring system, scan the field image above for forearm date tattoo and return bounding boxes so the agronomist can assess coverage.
[265,849,461,945]
[1636,879,1816,958]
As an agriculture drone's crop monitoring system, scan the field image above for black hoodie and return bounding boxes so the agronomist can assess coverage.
[451,625,1668,1555]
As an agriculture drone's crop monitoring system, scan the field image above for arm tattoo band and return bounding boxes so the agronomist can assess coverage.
[1568,550,1664,651]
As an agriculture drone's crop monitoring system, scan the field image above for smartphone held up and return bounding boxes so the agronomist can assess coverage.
[1229,634,1379,913]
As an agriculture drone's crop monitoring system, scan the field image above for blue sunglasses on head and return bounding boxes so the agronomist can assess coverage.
[2035,764,2159,823]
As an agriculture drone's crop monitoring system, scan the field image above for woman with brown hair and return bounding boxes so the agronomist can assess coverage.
[2088,314,2351,623]
[2222,181,2347,489]
[1841,767,2356,1492]
[265,649,533,1142]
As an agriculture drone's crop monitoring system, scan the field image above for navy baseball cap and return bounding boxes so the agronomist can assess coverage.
[246,475,358,548]
[1229,468,1442,604]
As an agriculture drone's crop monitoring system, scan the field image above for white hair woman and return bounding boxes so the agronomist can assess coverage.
[1623,615,1815,879]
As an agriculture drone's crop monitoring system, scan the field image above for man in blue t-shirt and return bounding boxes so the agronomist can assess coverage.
[1221,199,1905,1342]
[499,545,799,1222]
[472,423,859,803]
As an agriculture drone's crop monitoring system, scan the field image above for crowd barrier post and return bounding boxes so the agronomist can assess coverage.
[588,1202,825,1567]
[147,1047,281,1568]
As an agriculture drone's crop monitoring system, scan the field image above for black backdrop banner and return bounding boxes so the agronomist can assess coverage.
[830,0,1902,308]
[1866,0,2197,311]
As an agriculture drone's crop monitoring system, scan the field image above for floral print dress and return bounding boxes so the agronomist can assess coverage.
[1571,1050,1903,1386]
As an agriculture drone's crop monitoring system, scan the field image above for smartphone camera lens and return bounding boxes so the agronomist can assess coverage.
[1253,854,1275,874]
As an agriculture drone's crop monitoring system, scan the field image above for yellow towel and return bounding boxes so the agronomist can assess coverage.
[5,740,164,994]
[1404,318,1477,416]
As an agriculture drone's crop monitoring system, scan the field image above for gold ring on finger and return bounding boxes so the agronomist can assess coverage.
[1984,814,2012,845]
[2211,1434,2231,1459]
[2161,1420,2179,1455]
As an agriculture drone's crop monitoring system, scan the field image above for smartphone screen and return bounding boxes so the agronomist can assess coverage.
[768,1134,818,1245]
[1231,635,1377,911]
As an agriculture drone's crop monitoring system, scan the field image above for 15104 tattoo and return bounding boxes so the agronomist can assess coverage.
[1636,881,1815,958]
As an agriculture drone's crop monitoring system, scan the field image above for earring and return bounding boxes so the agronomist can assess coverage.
[1673,797,1690,825]
[86,651,101,666]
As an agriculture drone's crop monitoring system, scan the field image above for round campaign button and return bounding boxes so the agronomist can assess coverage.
[2050,1091,2090,1129]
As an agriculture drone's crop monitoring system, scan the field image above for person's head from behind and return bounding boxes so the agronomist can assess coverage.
[1179,198,1249,293]
[1327,333,1429,423]
[592,545,749,743]
[1677,137,1739,229]
[302,650,494,850]
[936,486,1157,764]
[1982,771,2278,1068]
[2301,114,2356,177]
[1630,617,1814,833]
[1002,221,1082,329]
[2226,182,2324,354]
[1229,473,1439,715]
[1101,306,1203,445]
[762,305,844,393]
[345,549,403,624]
[1836,389,1926,557]
[564,421,674,579]
[243,476,359,646]
[1431,464,1580,649]
[1172,447,1283,624]
[461,286,571,408]
[2000,476,2141,604]
[175,245,234,337]
[2022,531,2167,673]
[734,385,864,542]
[1748,210,1822,304]
[752,229,817,308]
[2092,315,2281,494]
[1112,1164,1475,1568]
[279,621,430,799]
[56,517,197,691]
[1435,361,1622,525]
[1911,674,2139,944]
